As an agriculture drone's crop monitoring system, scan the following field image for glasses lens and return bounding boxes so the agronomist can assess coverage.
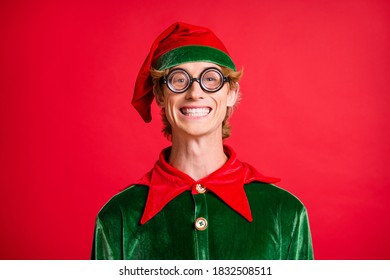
[201,69,223,91]
[167,70,190,92]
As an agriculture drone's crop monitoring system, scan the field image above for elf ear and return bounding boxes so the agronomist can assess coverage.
[227,82,240,107]
[154,89,165,107]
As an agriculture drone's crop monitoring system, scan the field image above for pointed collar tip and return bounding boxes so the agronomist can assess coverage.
[140,215,149,225]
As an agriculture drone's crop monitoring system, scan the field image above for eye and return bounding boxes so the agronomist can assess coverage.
[205,77,217,82]
[171,75,187,85]
[202,70,222,86]
[174,78,186,84]
[167,69,190,92]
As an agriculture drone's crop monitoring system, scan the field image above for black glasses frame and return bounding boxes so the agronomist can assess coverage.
[160,67,229,94]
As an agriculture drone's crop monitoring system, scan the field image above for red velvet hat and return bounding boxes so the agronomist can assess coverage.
[132,22,236,123]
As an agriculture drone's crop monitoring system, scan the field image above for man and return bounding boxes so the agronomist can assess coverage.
[92,22,313,260]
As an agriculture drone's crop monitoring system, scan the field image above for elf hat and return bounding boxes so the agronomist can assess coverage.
[132,22,236,123]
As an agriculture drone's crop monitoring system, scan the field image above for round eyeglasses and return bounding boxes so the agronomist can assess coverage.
[160,67,229,94]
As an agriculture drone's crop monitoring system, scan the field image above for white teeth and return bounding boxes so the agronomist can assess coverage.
[181,107,211,117]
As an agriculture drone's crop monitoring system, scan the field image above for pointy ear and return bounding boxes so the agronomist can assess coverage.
[154,89,165,107]
[227,82,239,107]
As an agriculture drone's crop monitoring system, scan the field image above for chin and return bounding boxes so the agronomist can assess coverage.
[174,123,222,139]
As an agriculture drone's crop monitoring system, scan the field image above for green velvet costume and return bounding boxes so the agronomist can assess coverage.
[91,146,313,260]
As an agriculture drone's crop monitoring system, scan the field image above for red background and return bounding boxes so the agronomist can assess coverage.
[1,0,389,259]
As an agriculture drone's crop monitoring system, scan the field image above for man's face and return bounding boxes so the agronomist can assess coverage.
[159,62,238,139]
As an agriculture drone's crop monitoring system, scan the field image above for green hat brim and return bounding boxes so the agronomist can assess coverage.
[156,45,236,71]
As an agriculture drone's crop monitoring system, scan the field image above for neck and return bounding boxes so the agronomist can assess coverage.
[169,132,227,181]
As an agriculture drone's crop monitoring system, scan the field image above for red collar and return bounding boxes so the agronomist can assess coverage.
[136,145,280,224]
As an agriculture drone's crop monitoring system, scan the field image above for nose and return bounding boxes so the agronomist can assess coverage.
[185,80,205,100]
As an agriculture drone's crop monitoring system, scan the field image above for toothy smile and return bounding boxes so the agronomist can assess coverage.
[180,107,211,117]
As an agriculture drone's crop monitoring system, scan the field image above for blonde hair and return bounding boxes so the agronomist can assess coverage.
[150,66,243,140]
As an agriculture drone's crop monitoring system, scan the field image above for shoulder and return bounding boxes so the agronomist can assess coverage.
[97,185,148,221]
[245,181,307,213]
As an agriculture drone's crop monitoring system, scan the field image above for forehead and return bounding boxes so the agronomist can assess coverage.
[171,61,222,73]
